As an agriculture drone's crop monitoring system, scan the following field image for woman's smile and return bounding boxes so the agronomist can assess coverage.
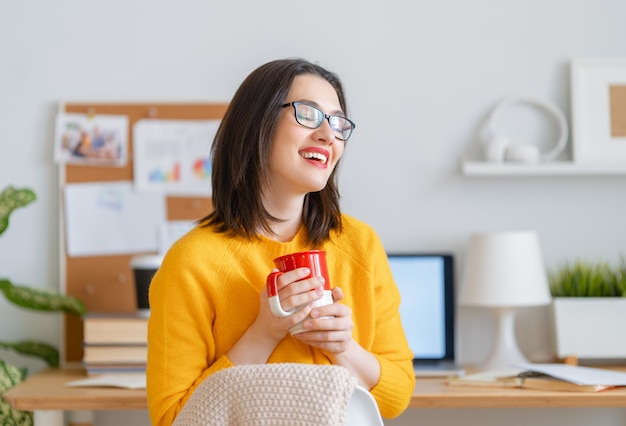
[299,147,330,167]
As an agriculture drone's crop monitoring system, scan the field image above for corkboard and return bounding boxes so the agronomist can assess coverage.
[61,102,226,364]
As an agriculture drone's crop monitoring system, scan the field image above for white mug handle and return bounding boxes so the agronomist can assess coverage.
[266,271,297,317]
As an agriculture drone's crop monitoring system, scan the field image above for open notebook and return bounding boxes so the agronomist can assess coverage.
[388,253,465,377]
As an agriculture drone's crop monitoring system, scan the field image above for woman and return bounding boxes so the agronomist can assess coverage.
[147,58,415,425]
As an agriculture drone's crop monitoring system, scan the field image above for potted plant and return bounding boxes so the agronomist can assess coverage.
[0,186,85,426]
[549,258,626,361]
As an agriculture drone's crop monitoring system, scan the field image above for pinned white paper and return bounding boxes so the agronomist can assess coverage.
[64,181,165,257]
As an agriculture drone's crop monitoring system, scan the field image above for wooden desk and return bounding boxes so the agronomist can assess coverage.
[4,369,146,426]
[410,376,626,408]
[5,368,626,425]
[4,369,146,411]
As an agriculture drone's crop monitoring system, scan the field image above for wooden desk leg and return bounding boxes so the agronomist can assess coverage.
[33,410,64,426]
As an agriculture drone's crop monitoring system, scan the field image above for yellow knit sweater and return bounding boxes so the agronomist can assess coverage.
[146,214,415,425]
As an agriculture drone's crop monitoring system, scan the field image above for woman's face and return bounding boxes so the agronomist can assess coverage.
[266,74,345,198]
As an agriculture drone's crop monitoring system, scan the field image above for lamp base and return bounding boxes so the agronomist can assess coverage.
[481,306,529,370]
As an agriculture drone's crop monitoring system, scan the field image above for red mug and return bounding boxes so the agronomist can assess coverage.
[266,250,333,334]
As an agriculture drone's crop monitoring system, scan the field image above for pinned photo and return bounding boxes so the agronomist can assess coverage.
[55,113,129,166]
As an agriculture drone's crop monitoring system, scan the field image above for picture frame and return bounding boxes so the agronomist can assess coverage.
[571,58,626,164]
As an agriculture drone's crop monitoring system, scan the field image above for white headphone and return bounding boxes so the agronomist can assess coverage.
[481,97,569,163]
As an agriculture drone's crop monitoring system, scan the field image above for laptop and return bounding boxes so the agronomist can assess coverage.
[387,253,465,377]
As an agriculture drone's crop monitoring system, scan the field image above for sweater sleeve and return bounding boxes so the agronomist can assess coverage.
[146,234,234,426]
[335,216,416,418]
[368,234,416,418]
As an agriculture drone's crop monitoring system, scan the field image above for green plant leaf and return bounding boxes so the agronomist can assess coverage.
[0,184,82,425]
[0,359,34,426]
[0,340,59,368]
[0,279,85,316]
[0,359,26,391]
[549,258,626,297]
[0,187,36,236]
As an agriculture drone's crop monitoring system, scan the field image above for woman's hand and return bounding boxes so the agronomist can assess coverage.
[227,267,325,365]
[295,287,381,390]
[254,267,326,341]
[293,287,355,354]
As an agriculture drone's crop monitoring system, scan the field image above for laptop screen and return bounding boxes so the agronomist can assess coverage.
[387,254,455,362]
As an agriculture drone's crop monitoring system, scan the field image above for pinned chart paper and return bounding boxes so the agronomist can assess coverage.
[133,119,220,195]
[64,181,166,257]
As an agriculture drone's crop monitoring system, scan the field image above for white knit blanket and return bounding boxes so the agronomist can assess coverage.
[172,363,358,426]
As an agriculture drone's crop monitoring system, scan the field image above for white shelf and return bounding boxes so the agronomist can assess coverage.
[462,161,626,176]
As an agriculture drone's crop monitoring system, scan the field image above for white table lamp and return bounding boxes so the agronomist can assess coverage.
[460,231,551,369]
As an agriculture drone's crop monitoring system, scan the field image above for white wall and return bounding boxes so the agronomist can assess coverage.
[2,1,626,425]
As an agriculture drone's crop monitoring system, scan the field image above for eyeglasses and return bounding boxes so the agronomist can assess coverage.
[281,102,356,141]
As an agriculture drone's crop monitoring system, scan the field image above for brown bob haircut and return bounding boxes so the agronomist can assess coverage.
[201,58,349,247]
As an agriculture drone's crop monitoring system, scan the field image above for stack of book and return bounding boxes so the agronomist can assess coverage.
[82,313,148,375]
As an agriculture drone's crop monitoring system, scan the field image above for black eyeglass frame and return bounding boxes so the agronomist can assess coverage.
[281,102,356,141]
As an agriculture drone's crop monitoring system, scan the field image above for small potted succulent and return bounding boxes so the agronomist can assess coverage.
[549,258,626,361]
[0,186,85,426]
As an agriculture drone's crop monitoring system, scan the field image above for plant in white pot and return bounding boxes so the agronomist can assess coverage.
[549,259,626,362]
[0,186,86,426]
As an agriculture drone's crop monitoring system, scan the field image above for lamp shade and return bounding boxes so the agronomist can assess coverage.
[460,231,551,307]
